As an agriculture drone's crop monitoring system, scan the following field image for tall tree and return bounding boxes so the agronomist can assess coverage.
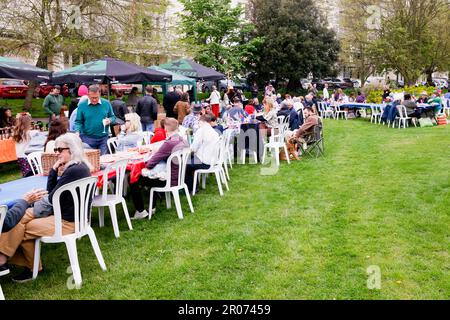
[369,0,450,86]
[338,0,383,85]
[249,0,340,90]
[177,0,263,77]
[0,0,163,109]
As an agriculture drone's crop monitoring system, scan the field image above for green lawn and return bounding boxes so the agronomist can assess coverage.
[1,119,449,299]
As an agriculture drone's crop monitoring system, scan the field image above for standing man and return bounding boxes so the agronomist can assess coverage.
[43,85,64,126]
[163,86,181,119]
[250,82,259,99]
[136,85,158,132]
[323,83,330,101]
[111,90,129,137]
[75,84,116,155]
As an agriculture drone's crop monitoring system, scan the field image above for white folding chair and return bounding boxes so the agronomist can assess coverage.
[277,115,286,126]
[222,129,234,180]
[370,105,382,124]
[32,177,107,289]
[92,159,132,238]
[261,125,290,166]
[334,104,348,120]
[148,148,194,219]
[396,105,414,129]
[26,151,43,175]
[0,205,9,300]
[107,137,118,154]
[442,98,449,117]
[193,137,230,197]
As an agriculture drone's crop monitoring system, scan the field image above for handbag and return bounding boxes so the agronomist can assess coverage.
[418,118,434,127]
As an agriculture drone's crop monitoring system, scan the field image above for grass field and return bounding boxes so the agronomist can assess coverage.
[0,119,449,299]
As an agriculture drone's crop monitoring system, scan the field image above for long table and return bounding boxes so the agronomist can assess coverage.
[0,141,165,208]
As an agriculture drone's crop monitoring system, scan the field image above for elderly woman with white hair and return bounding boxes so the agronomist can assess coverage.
[116,112,143,151]
[0,133,92,282]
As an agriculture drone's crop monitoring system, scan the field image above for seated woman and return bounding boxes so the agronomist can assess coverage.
[116,113,142,152]
[1,107,16,128]
[151,119,167,144]
[44,119,68,153]
[12,113,40,177]
[0,133,92,282]
[255,98,278,135]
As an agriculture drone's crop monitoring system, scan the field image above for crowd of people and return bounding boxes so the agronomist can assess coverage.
[0,80,326,283]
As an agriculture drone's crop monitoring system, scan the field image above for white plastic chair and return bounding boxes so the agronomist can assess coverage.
[277,115,285,125]
[222,129,234,180]
[107,137,118,154]
[137,131,154,146]
[261,125,290,166]
[148,148,194,219]
[26,151,43,175]
[92,159,132,238]
[32,177,107,289]
[0,205,9,300]
[396,105,414,129]
[442,98,449,117]
[334,104,348,120]
[370,105,382,124]
[193,137,230,197]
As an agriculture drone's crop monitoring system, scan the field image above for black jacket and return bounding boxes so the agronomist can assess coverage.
[2,199,28,233]
[47,162,91,222]
[163,91,181,118]
[136,95,158,124]
[111,98,129,122]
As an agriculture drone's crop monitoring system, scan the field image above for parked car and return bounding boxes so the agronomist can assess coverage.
[433,78,448,89]
[343,78,355,88]
[0,79,28,98]
[34,83,70,98]
[202,78,249,93]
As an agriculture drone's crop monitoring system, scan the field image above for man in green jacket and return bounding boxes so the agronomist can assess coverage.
[42,85,64,126]
[75,84,116,155]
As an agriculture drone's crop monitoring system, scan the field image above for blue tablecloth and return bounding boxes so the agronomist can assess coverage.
[0,175,47,208]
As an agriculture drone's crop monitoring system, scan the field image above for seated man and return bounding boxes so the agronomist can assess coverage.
[277,99,300,131]
[184,114,220,193]
[291,106,319,149]
[129,118,188,219]
[402,93,421,119]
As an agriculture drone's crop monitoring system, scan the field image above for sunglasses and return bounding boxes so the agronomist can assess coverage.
[54,147,70,153]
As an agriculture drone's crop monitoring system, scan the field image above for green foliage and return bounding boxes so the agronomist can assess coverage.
[362,85,438,103]
[249,0,340,89]
[178,0,263,76]
[368,0,450,85]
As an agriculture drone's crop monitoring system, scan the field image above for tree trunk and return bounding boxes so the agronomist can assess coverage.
[287,77,300,91]
[23,50,49,110]
[426,69,433,86]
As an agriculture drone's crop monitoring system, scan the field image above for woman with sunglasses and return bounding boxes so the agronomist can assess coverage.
[0,133,93,282]
[116,112,142,152]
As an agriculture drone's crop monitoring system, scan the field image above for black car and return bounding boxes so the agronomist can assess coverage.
[342,78,355,88]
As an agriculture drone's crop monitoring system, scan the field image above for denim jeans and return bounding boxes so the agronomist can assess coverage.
[80,134,109,155]
[141,122,154,132]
